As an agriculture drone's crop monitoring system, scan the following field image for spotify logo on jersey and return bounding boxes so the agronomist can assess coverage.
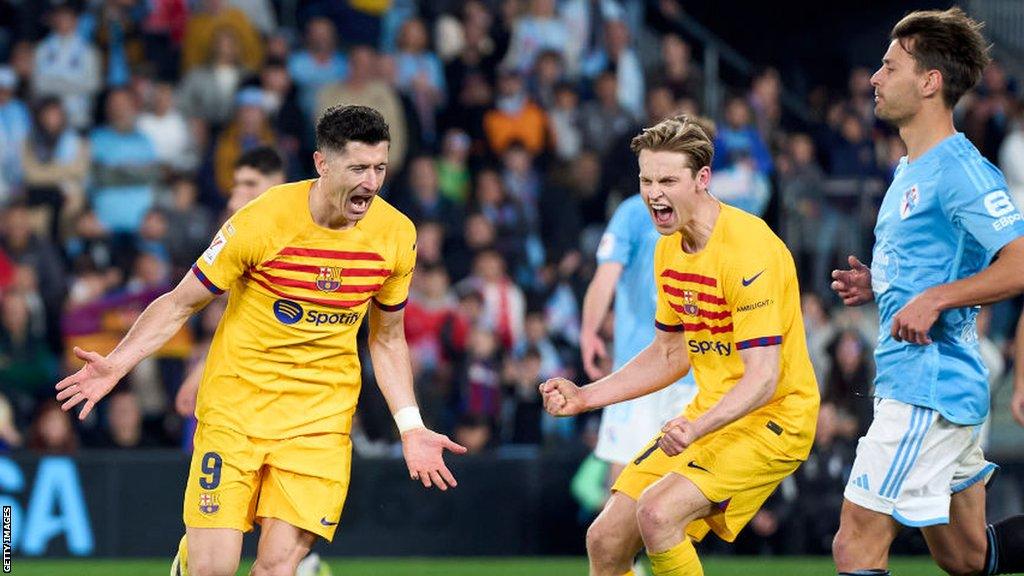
[273,299,304,324]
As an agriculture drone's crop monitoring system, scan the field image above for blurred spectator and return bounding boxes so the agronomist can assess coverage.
[225,145,285,213]
[288,17,348,119]
[846,67,875,128]
[0,290,59,414]
[138,81,197,172]
[90,0,148,88]
[517,310,566,380]
[556,150,607,230]
[452,412,493,453]
[27,400,79,454]
[560,0,623,77]
[0,393,22,450]
[529,49,565,110]
[394,17,446,145]
[501,0,567,75]
[0,65,29,199]
[713,96,773,174]
[139,0,189,80]
[826,112,878,178]
[178,27,248,128]
[501,143,542,232]
[483,68,550,156]
[6,41,35,101]
[32,1,101,129]
[213,88,277,196]
[89,88,160,236]
[460,328,503,420]
[801,292,836,389]
[960,60,1013,162]
[394,155,463,235]
[94,389,159,448]
[823,329,873,434]
[180,0,262,74]
[228,0,277,37]
[649,34,704,108]
[21,96,88,243]
[471,168,530,271]
[580,19,644,119]
[1,204,67,351]
[317,45,408,171]
[437,128,472,204]
[500,346,544,444]
[253,59,305,160]
[457,249,526,351]
[549,81,583,161]
[748,67,783,149]
[1000,99,1024,210]
[579,70,634,158]
[778,133,825,292]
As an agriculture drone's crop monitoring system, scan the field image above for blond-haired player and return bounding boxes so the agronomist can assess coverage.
[541,114,819,575]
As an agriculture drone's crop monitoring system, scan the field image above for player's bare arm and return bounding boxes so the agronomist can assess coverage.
[891,236,1024,344]
[831,255,873,306]
[55,270,217,420]
[580,261,624,379]
[541,326,689,416]
[1012,311,1024,428]
[659,344,780,456]
[367,303,467,490]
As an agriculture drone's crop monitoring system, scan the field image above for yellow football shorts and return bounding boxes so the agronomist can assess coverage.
[612,418,807,542]
[183,422,352,541]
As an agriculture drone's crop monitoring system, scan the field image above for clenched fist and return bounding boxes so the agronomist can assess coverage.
[539,378,588,416]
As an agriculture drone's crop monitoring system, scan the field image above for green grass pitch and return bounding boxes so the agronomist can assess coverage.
[10,556,944,575]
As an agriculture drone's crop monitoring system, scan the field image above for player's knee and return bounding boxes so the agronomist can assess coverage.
[831,526,856,567]
[635,496,676,541]
[188,552,239,576]
[586,518,628,564]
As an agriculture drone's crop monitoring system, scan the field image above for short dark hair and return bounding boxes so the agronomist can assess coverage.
[315,105,390,153]
[890,7,990,108]
[235,146,284,175]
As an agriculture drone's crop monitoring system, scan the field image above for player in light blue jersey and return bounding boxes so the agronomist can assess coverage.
[830,8,1024,576]
[581,194,697,484]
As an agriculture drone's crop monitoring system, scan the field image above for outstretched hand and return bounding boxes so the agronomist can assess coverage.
[539,378,587,416]
[401,427,467,491]
[831,255,873,306]
[55,347,121,420]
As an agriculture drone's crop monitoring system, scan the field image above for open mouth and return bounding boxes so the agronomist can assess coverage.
[649,202,675,227]
[348,194,374,214]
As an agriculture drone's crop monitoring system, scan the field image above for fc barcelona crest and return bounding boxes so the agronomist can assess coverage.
[199,492,220,515]
[683,290,699,316]
[316,266,343,292]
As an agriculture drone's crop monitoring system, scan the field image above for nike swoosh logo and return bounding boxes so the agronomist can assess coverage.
[687,460,709,472]
[741,270,765,287]
[320,517,339,526]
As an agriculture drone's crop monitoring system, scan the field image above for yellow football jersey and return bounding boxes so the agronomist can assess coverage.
[654,203,819,458]
[192,180,416,438]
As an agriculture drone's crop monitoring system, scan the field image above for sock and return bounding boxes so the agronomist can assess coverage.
[986,514,1024,575]
[838,571,890,575]
[172,534,188,576]
[649,538,703,576]
[620,572,635,576]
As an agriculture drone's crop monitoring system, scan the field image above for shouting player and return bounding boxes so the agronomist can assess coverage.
[56,106,466,576]
[830,9,1024,576]
[542,114,819,576]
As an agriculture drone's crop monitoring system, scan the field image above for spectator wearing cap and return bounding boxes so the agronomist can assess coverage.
[180,0,262,74]
[89,88,160,236]
[288,17,348,119]
[178,27,248,129]
[32,0,101,130]
[213,87,276,196]
[21,96,90,242]
[483,69,550,156]
[0,66,30,201]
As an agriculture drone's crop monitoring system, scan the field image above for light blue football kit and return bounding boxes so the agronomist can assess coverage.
[846,133,1024,525]
[594,195,698,465]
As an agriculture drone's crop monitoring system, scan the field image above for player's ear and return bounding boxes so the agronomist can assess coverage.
[696,165,711,192]
[921,69,943,100]
[313,150,327,177]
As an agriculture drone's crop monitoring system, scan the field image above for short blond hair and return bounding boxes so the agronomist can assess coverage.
[630,114,716,170]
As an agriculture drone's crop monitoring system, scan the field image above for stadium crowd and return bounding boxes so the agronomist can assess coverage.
[1,0,1023,553]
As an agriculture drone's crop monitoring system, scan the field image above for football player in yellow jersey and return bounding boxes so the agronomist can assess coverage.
[55,105,466,576]
[541,114,819,576]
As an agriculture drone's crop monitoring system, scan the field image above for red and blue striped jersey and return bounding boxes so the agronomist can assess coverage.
[654,203,818,458]
[192,179,416,438]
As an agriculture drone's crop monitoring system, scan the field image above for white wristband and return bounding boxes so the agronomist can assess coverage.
[394,406,425,434]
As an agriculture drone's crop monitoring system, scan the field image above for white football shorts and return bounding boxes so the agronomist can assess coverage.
[595,380,697,465]
[844,397,997,526]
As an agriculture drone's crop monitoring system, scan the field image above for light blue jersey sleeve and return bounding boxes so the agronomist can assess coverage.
[596,196,645,266]
[939,160,1024,263]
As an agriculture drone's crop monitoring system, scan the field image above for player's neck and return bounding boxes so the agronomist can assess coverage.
[309,179,356,230]
[900,108,956,162]
[678,195,720,254]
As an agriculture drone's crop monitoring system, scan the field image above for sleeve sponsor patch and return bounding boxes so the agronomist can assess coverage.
[203,231,228,264]
[596,233,616,260]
